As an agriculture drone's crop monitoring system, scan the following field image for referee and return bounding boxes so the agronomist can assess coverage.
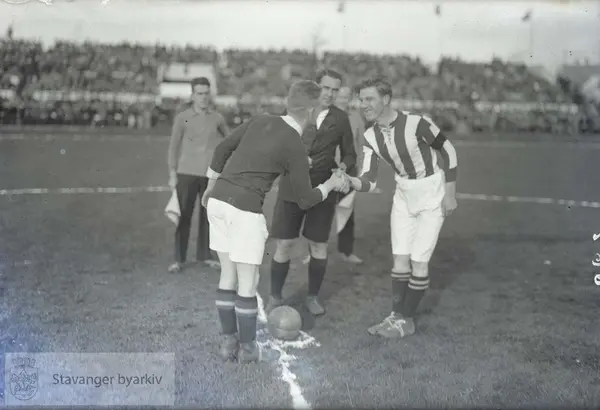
[267,69,357,316]
[167,77,229,273]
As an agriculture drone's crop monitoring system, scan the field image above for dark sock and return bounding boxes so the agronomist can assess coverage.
[391,271,410,313]
[216,289,237,335]
[270,260,290,299]
[308,257,328,296]
[235,295,258,344]
[401,274,430,318]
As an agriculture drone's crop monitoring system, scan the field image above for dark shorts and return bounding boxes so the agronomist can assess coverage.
[270,195,337,243]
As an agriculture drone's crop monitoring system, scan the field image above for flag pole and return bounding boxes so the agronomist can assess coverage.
[528,18,534,61]
[435,5,443,59]
[339,1,346,51]
[438,14,443,59]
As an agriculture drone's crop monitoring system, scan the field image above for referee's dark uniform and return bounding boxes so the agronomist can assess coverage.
[272,104,356,243]
[168,104,228,268]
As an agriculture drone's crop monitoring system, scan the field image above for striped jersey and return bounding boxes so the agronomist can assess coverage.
[357,111,458,192]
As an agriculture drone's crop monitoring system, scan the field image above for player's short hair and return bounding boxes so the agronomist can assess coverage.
[191,77,211,90]
[287,80,321,114]
[355,78,392,99]
[316,68,343,85]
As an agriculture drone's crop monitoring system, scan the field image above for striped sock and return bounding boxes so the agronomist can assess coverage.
[235,295,258,344]
[401,275,430,318]
[391,271,410,313]
[216,289,237,335]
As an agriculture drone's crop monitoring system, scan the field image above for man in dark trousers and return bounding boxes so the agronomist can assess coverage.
[333,85,367,264]
[167,77,229,273]
[267,68,357,316]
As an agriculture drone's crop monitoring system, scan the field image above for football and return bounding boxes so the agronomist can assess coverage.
[267,305,302,341]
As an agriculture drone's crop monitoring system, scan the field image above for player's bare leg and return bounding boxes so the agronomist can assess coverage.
[368,254,411,335]
[215,252,239,361]
[268,239,296,312]
[302,241,311,264]
[236,262,261,363]
[305,240,328,316]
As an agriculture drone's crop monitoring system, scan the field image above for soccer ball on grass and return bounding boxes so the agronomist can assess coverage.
[267,305,302,341]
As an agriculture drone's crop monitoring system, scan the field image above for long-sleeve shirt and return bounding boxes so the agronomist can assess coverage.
[167,106,228,177]
[207,114,331,214]
[357,111,458,192]
[278,105,356,203]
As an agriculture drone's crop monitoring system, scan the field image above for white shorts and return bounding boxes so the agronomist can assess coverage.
[391,171,445,263]
[207,198,269,265]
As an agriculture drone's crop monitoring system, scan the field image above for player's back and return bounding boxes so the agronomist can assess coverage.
[210,114,303,213]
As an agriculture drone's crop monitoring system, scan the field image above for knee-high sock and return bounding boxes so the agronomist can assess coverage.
[270,260,290,299]
[216,289,237,335]
[235,295,258,344]
[391,271,410,313]
[308,257,328,296]
[401,274,430,318]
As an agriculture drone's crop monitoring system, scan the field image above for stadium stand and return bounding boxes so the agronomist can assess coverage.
[0,37,596,134]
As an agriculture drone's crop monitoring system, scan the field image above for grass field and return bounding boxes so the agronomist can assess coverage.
[1,129,599,408]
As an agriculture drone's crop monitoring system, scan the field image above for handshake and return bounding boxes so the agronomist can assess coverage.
[324,167,356,194]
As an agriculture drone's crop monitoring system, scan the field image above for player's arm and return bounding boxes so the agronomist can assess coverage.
[167,113,184,176]
[416,116,458,185]
[348,142,380,192]
[285,139,338,210]
[206,120,251,185]
[417,115,458,214]
[216,112,230,137]
[337,114,357,172]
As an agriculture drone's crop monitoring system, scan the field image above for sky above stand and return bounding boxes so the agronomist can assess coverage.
[1,0,599,70]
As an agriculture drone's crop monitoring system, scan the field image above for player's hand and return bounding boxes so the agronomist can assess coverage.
[326,170,347,193]
[337,162,347,173]
[442,194,457,216]
[168,172,177,191]
[338,175,351,194]
[331,168,350,193]
[201,188,212,208]
[201,179,217,208]
[346,176,366,192]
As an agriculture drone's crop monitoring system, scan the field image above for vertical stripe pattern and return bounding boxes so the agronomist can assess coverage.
[358,141,380,192]
[359,111,458,185]
[372,126,402,175]
[395,114,418,179]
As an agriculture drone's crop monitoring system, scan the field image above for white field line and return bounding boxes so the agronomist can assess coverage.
[3,134,600,148]
[0,187,598,209]
[255,293,319,410]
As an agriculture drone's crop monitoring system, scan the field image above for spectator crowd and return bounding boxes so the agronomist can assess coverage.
[0,36,596,134]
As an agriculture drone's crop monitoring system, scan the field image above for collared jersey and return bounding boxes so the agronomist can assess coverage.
[168,106,227,176]
[357,111,458,192]
[278,104,356,203]
[207,114,329,214]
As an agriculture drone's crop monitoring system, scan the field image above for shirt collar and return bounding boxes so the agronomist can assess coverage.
[190,105,211,116]
[377,110,400,131]
[281,115,303,136]
[317,109,329,118]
